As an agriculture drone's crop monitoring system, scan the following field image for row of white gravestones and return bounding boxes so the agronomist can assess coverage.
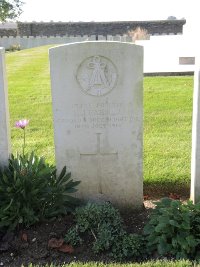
[49,42,144,209]
[0,47,11,167]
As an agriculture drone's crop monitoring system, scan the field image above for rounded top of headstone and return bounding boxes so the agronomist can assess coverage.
[49,41,143,52]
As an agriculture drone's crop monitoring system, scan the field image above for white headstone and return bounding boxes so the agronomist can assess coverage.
[0,47,11,167]
[49,41,143,209]
[191,64,200,203]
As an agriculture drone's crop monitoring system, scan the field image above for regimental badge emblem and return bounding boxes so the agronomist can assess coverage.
[76,55,118,96]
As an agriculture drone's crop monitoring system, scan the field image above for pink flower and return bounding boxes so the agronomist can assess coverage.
[15,119,29,129]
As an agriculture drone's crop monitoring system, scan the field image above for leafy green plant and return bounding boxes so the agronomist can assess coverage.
[64,225,83,246]
[92,222,120,254]
[65,202,123,250]
[74,202,123,233]
[144,198,200,259]
[65,202,145,260]
[0,152,80,230]
[111,233,146,261]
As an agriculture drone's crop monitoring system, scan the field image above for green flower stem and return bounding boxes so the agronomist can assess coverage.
[23,128,26,156]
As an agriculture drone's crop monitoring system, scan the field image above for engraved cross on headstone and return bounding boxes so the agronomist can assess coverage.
[80,133,118,194]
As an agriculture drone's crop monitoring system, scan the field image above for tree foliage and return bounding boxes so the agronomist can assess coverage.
[0,0,23,21]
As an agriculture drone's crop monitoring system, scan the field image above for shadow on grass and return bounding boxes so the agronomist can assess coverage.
[144,182,190,200]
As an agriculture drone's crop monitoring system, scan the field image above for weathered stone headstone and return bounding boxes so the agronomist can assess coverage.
[49,41,143,209]
[191,64,200,203]
[0,47,11,167]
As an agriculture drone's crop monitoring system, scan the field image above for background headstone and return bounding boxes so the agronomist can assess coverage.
[191,62,200,203]
[0,47,11,167]
[49,41,143,209]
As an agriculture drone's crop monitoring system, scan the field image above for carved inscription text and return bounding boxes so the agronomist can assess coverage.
[59,100,135,129]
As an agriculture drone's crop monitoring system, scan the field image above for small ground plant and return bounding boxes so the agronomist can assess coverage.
[0,152,80,230]
[65,199,200,261]
[0,118,81,231]
[65,202,145,260]
[144,198,200,259]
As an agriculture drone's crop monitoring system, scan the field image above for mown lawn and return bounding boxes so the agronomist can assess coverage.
[6,46,54,161]
[5,46,194,196]
[144,75,193,195]
[27,260,195,267]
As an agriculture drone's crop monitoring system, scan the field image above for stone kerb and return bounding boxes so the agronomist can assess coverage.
[191,61,200,203]
[49,41,143,209]
[0,48,11,167]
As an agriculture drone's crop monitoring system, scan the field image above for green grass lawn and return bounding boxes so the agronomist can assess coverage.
[5,46,193,197]
[144,76,193,195]
[27,261,194,267]
[6,46,54,161]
